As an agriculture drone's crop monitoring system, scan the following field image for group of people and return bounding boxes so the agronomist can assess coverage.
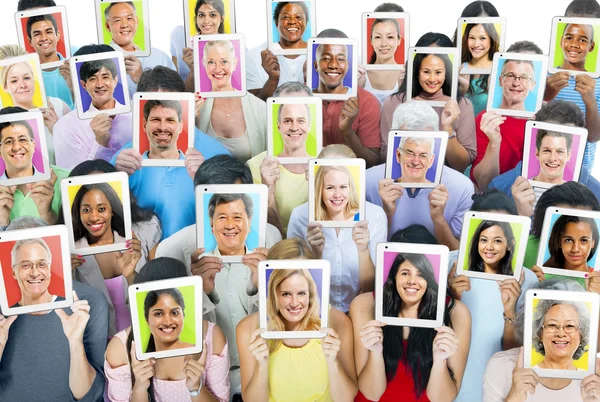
[2,0,600,401]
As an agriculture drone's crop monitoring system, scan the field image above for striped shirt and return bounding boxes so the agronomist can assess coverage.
[552,74,600,169]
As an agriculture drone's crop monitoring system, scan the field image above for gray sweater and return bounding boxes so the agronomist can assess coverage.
[0,281,109,402]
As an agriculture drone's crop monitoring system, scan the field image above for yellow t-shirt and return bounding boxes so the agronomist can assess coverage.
[268,338,332,402]
[247,151,308,235]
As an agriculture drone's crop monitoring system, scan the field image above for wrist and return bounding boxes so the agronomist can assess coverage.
[431,213,446,224]
[503,310,516,323]
[68,339,85,351]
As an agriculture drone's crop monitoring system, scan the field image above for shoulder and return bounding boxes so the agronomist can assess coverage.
[366,202,387,225]
[210,322,227,356]
[450,299,471,325]
[349,292,375,319]
[53,110,82,131]
[247,151,268,170]
[357,87,381,108]
[366,164,385,184]
[73,281,108,312]
[490,165,520,192]
[244,92,267,108]
[105,329,130,368]
[50,165,72,180]
[237,312,260,338]
[330,307,352,332]
[441,166,474,192]
[381,92,401,113]
[486,348,518,373]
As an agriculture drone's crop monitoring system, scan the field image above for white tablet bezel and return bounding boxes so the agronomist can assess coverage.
[0,111,51,187]
[267,0,316,56]
[266,96,323,164]
[384,130,448,188]
[0,54,48,110]
[70,51,131,119]
[375,242,449,328]
[183,0,237,45]
[132,92,195,167]
[259,259,330,339]
[456,211,531,281]
[60,171,132,256]
[0,225,73,316]
[195,184,268,263]
[308,158,366,228]
[193,33,247,98]
[95,0,151,57]
[406,47,459,107]
[548,16,600,78]
[524,289,599,379]
[522,121,587,190]
[486,52,549,119]
[306,37,358,101]
[129,276,204,360]
[456,17,507,75]
[362,12,409,71]
[537,207,600,278]
[14,6,72,70]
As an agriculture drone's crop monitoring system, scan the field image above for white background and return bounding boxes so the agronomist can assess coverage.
[2,0,598,176]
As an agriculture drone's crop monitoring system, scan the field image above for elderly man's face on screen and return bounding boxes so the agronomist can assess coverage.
[396,138,435,183]
[105,2,139,50]
[499,60,536,109]
[210,197,252,255]
[12,241,52,303]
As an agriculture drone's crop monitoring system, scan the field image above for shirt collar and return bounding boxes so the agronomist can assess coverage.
[0,165,39,181]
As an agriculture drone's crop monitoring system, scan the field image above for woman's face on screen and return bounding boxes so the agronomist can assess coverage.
[148,294,185,342]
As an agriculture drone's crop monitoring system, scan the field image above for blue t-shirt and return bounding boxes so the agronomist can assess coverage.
[489,161,600,204]
[552,74,600,169]
[454,266,538,402]
[42,63,74,109]
[110,128,230,240]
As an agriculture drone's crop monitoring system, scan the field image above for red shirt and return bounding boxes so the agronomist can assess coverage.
[470,111,527,183]
[322,87,381,149]
[354,340,430,402]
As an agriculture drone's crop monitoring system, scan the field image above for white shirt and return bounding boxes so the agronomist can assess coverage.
[286,201,388,313]
[245,42,306,90]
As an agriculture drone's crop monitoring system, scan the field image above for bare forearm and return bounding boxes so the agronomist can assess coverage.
[358,249,375,293]
[193,387,219,402]
[502,320,518,350]
[267,191,285,238]
[185,72,195,93]
[585,100,600,143]
[68,342,96,400]
[341,128,380,168]
[40,209,58,226]
[253,77,279,102]
[432,217,459,251]
[472,142,501,191]
[445,138,470,173]
[426,360,458,402]
[244,365,269,402]
[357,352,387,401]
[131,388,151,402]
[328,360,358,402]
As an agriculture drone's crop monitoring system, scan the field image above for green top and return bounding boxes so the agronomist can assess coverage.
[10,165,71,222]
[465,75,489,116]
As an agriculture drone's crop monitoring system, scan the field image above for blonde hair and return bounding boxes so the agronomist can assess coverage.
[318,144,356,158]
[314,165,360,221]
[0,45,31,89]
[266,268,321,352]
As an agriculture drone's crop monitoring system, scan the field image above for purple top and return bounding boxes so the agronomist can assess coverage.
[104,276,130,334]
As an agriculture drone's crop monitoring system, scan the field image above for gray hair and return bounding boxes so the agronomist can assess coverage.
[208,193,253,220]
[399,137,435,154]
[11,238,52,273]
[515,278,589,359]
[104,1,136,22]
[391,101,440,131]
[6,216,47,231]
[203,40,235,62]
[273,82,313,97]
[277,103,311,127]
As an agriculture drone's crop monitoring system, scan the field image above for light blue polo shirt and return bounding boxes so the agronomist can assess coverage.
[41,53,74,109]
[110,128,230,239]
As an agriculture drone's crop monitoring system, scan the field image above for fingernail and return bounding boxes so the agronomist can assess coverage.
[82,259,86,262]
[585,274,589,278]
[77,255,83,258]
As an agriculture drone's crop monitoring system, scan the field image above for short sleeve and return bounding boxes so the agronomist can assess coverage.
[483,350,518,402]
[247,154,265,184]
[354,89,381,149]
[447,173,475,237]
[287,206,308,240]
[246,45,268,90]
[133,215,162,273]
[470,111,488,181]
[205,341,231,402]
[455,97,477,164]
[104,361,133,402]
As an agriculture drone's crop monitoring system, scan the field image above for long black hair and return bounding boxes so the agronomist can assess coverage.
[382,252,453,397]
[194,0,225,34]
[468,220,515,275]
[460,23,500,65]
[126,257,189,402]
[71,183,125,242]
[544,215,599,268]
[395,32,463,102]
[143,288,186,353]
[368,18,401,64]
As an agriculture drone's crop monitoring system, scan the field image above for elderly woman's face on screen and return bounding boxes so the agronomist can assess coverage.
[148,294,185,342]
[12,243,52,300]
[4,62,35,106]
[477,225,509,267]
[541,304,581,361]
[80,189,113,240]
[204,44,237,91]
[395,260,427,304]
[561,221,595,267]
[276,273,310,325]
[321,169,350,215]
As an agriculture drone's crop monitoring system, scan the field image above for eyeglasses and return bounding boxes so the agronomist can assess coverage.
[1,137,31,147]
[13,261,50,271]
[501,73,533,83]
[401,149,431,161]
[542,323,580,334]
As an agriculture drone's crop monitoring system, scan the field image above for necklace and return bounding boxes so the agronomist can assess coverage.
[214,98,240,117]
